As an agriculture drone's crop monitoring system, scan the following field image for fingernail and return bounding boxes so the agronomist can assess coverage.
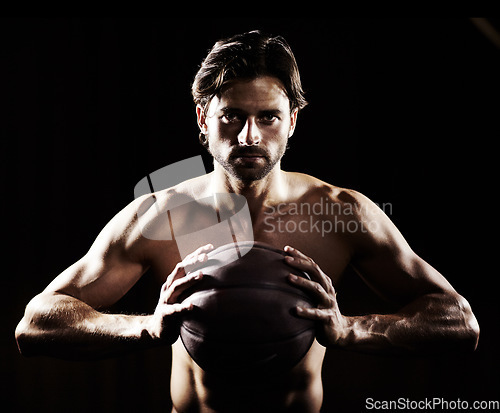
[289,273,298,281]
[194,271,203,280]
[285,256,294,262]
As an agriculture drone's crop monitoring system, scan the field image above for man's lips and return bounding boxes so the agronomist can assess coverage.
[230,149,268,159]
[235,154,264,158]
[232,154,266,163]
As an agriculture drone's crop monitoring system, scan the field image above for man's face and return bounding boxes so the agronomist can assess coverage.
[197,76,298,182]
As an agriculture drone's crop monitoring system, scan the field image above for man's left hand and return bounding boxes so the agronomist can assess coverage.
[284,246,349,348]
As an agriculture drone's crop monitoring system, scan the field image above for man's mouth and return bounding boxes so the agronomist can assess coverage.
[232,154,267,164]
[236,154,264,159]
[230,149,268,160]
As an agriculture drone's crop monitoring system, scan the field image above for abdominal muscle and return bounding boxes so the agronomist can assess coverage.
[170,338,326,413]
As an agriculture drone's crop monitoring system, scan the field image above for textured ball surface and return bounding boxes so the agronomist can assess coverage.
[179,241,316,374]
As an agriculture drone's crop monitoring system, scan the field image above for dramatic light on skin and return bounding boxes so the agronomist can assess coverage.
[197,76,298,182]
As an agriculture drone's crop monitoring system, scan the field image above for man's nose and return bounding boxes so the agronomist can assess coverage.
[237,118,261,146]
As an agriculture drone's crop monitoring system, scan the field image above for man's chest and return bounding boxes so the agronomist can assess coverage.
[248,202,353,282]
[146,209,353,286]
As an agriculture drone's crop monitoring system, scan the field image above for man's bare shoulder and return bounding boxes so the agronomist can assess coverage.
[284,171,370,209]
[285,171,407,257]
[128,172,211,237]
[146,173,213,208]
[170,172,213,198]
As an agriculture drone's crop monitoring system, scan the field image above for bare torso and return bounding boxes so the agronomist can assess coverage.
[15,70,479,413]
[138,171,356,412]
[16,167,476,412]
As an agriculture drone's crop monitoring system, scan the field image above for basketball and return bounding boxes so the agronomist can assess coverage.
[179,241,316,375]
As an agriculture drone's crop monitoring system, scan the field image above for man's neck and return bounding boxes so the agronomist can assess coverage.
[210,162,288,212]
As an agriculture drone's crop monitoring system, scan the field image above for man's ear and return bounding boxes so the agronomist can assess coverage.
[196,104,208,134]
[288,108,299,138]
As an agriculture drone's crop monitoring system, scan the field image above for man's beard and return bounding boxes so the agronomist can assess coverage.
[210,144,285,182]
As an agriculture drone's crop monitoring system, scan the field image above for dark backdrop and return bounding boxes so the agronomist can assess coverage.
[2,18,499,412]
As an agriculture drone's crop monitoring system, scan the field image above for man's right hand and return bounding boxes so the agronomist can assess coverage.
[147,244,214,343]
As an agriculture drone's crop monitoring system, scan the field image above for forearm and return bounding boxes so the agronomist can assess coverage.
[336,292,480,354]
[15,293,159,360]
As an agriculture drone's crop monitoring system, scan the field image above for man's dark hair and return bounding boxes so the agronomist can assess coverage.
[192,30,308,114]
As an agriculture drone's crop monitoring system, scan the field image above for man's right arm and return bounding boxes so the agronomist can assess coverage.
[15,195,211,360]
[15,291,154,360]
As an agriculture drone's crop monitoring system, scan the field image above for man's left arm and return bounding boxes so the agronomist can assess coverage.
[285,190,480,354]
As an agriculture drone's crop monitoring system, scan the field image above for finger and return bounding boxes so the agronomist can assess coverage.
[288,274,332,306]
[158,301,195,318]
[180,244,214,273]
[284,245,311,261]
[284,247,334,292]
[164,262,186,291]
[166,270,204,304]
[295,306,331,321]
[184,244,214,263]
[284,254,315,272]
[284,255,326,287]
[170,301,195,313]
[165,244,214,288]
[283,246,317,272]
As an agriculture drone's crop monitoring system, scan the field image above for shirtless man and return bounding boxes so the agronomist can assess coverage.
[15,31,479,413]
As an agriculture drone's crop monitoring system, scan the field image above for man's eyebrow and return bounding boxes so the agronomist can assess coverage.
[259,109,283,116]
[219,107,283,115]
[220,107,246,114]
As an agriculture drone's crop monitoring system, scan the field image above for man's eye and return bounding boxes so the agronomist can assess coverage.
[221,113,241,123]
[261,114,278,123]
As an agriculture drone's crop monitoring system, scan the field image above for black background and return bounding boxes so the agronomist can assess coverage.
[2,18,499,412]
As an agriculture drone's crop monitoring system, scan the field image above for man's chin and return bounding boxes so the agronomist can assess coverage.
[225,161,275,182]
[213,154,279,182]
[229,166,271,182]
